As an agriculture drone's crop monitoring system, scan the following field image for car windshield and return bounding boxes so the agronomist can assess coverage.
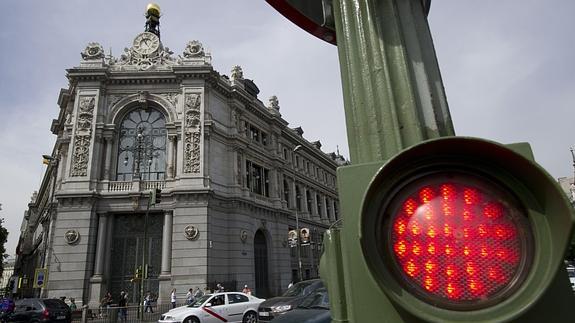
[283,281,315,297]
[298,289,329,310]
[189,295,212,308]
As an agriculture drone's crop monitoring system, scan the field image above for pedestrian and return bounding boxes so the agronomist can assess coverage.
[118,291,128,322]
[170,288,177,308]
[242,285,252,296]
[186,288,193,305]
[0,296,15,323]
[216,283,225,293]
[193,287,204,302]
[99,292,112,318]
[144,291,154,313]
[69,298,77,311]
[204,286,211,294]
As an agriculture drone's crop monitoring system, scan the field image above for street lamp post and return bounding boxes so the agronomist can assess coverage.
[124,127,154,317]
[293,145,303,282]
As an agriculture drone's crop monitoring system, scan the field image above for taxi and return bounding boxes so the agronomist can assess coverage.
[158,292,264,323]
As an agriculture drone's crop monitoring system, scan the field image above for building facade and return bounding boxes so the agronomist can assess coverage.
[14,16,345,307]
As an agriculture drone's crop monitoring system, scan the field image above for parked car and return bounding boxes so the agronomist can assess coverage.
[258,279,324,321]
[7,298,71,323]
[567,265,575,291]
[268,288,330,323]
[158,292,264,323]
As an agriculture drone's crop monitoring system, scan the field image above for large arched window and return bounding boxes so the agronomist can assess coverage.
[116,107,167,181]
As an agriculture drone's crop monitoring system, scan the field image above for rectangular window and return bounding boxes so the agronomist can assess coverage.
[245,160,270,197]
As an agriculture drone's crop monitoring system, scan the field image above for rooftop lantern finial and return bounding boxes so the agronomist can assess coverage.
[145,3,161,38]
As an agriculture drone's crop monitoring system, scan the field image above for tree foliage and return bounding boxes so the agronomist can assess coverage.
[0,218,8,277]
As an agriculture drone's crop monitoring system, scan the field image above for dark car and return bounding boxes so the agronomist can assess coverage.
[8,298,71,323]
[258,279,323,321]
[268,288,330,323]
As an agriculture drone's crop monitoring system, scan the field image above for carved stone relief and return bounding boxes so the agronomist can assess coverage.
[65,229,80,245]
[183,94,202,173]
[184,225,200,241]
[70,96,95,177]
[231,65,244,82]
[159,93,179,108]
[81,42,105,60]
[182,40,205,58]
[111,40,177,71]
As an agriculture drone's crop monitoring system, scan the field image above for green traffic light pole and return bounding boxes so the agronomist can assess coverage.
[318,1,575,322]
[334,0,454,163]
[321,1,454,322]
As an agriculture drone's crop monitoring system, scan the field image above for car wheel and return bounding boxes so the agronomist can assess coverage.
[183,316,200,323]
[242,311,257,323]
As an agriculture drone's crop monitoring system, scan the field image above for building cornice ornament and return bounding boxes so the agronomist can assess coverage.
[81,43,105,60]
[65,229,80,245]
[183,40,205,58]
[70,96,95,177]
[230,66,244,83]
[111,33,178,71]
[184,225,200,241]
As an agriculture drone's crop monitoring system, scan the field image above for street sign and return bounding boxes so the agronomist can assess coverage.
[33,268,47,289]
[288,230,298,247]
[300,227,310,246]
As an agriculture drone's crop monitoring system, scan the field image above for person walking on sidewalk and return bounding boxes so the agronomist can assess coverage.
[170,289,177,308]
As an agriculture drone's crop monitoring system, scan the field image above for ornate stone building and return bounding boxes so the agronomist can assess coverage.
[14,9,345,306]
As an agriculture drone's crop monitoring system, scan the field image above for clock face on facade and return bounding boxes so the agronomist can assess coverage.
[133,32,160,55]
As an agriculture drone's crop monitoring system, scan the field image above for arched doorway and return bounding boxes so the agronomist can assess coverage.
[254,230,270,298]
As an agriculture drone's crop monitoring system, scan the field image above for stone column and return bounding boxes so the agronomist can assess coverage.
[160,210,173,275]
[291,179,298,210]
[93,214,108,276]
[103,137,113,180]
[159,210,173,304]
[302,186,310,218]
[89,213,109,308]
[270,168,279,202]
[329,198,337,222]
[321,196,328,223]
[311,190,319,220]
[166,135,176,179]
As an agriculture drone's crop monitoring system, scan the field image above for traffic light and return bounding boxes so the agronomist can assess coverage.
[150,188,162,205]
[132,266,143,282]
[320,137,575,322]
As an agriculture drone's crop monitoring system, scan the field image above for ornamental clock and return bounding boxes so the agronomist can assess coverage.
[133,32,160,55]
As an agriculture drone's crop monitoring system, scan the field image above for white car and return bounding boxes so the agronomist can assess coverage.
[158,292,264,323]
[567,266,575,291]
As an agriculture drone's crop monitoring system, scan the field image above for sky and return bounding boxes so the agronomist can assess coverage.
[0,1,573,257]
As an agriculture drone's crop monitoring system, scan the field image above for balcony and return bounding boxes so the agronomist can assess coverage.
[106,180,167,192]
